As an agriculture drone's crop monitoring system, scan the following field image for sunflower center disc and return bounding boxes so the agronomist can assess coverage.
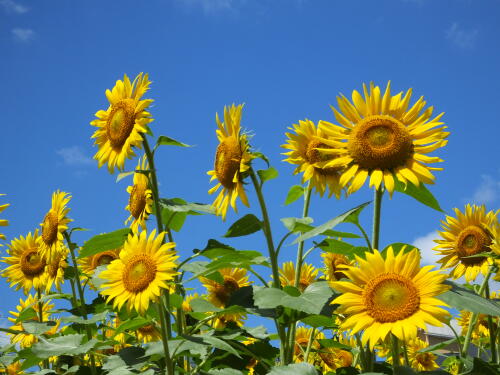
[306,140,341,176]
[42,212,59,245]
[214,277,240,305]
[416,352,434,367]
[364,273,420,323]
[129,184,147,219]
[20,249,46,276]
[348,115,414,170]
[329,254,348,280]
[456,225,491,265]
[214,137,241,189]
[123,254,157,293]
[106,98,136,150]
[92,251,118,269]
[139,324,155,334]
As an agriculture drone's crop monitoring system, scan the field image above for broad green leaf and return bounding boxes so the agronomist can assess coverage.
[258,167,278,184]
[394,179,444,213]
[252,151,270,167]
[293,202,371,244]
[301,315,336,328]
[267,362,318,375]
[182,334,241,358]
[79,228,130,258]
[15,307,37,323]
[21,321,56,335]
[318,238,368,258]
[158,197,214,214]
[60,311,108,325]
[169,293,183,309]
[418,337,459,353]
[31,334,98,358]
[317,339,351,350]
[162,209,188,232]
[281,217,313,232]
[197,239,235,259]
[189,298,222,313]
[155,135,191,148]
[285,185,305,205]
[208,370,244,375]
[224,214,262,237]
[114,317,151,335]
[439,280,500,315]
[283,286,301,297]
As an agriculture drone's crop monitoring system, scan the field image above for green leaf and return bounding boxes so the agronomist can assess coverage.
[418,337,459,353]
[60,311,108,325]
[252,152,270,167]
[158,197,214,214]
[208,369,244,375]
[394,179,444,213]
[15,307,37,323]
[182,334,241,358]
[197,239,235,259]
[439,280,500,315]
[267,362,318,375]
[224,214,262,238]
[285,185,305,205]
[155,135,191,148]
[283,286,301,297]
[281,217,313,233]
[301,315,336,328]
[169,293,184,309]
[318,238,368,258]
[79,228,130,258]
[114,317,151,335]
[22,321,57,335]
[31,334,98,358]
[317,339,351,350]
[257,167,278,184]
[293,202,371,244]
[190,298,222,313]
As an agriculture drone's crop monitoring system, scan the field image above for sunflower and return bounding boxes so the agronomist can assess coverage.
[279,261,318,292]
[321,252,351,281]
[100,229,178,314]
[38,190,72,263]
[407,338,439,371]
[79,248,121,289]
[91,73,153,173]
[317,82,448,195]
[0,362,23,375]
[434,204,500,282]
[293,327,324,363]
[331,247,450,349]
[207,104,253,221]
[0,194,9,241]
[137,323,161,343]
[282,119,344,198]
[2,230,47,294]
[181,293,200,313]
[318,346,353,373]
[457,310,495,344]
[8,295,59,348]
[125,156,153,232]
[44,248,68,293]
[201,268,251,308]
[212,311,247,330]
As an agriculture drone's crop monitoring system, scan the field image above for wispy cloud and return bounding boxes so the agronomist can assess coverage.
[11,27,34,42]
[446,22,478,49]
[179,0,235,13]
[467,174,500,205]
[56,146,93,166]
[0,0,28,14]
[412,231,440,266]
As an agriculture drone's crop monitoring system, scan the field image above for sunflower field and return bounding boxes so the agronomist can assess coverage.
[0,75,499,375]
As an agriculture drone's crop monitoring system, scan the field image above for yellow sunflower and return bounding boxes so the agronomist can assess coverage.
[457,310,496,344]
[0,361,23,375]
[0,194,9,241]
[331,247,450,349]
[434,204,500,282]
[181,293,200,313]
[38,190,72,263]
[321,252,351,281]
[8,295,59,348]
[100,229,178,314]
[279,261,318,292]
[293,327,324,364]
[207,104,253,221]
[201,268,250,308]
[407,338,439,371]
[137,323,161,343]
[318,346,353,373]
[212,311,247,330]
[2,230,47,294]
[44,248,68,293]
[79,248,121,289]
[282,119,344,198]
[125,156,153,232]
[317,82,448,195]
[91,73,153,173]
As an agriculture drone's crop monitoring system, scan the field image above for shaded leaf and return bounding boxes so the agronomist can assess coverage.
[439,280,500,315]
[258,167,278,184]
[285,185,305,205]
[267,362,318,375]
[156,135,191,148]
[394,179,444,213]
[224,214,262,238]
[79,228,130,258]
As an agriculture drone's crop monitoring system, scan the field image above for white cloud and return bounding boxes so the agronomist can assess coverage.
[412,230,440,266]
[56,146,93,166]
[446,22,478,49]
[0,0,28,14]
[179,0,235,13]
[11,27,34,42]
[468,174,500,205]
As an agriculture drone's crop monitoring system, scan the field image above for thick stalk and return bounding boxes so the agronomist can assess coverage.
[486,283,498,363]
[391,334,400,374]
[37,289,50,370]
[303,327,316,363]
[158,304,174,375]
[371,187,384,250]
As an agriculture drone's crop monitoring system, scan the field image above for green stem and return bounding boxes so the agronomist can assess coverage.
[486,283,498,363]
[303,327,316,363]
[391,334,400,374]
[371,187,384,250]
[402,341,410,367]
[36,289,50,370]
[356,222,373,252]
[446,322,463,358]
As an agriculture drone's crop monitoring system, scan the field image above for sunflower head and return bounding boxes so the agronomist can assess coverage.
[38,191,72,263]
[207,104,253,220]
[331,247,450,349]
[318,346,354,372]
[434,204,499,282]
[137,323,161,343]
[201,268,250,308]
[407,338,439,371]
[293,327,324,364]
[100,229,178,314]
[91,73,153,173]
[80,248,121,290]
[282,119,344,198]
[125,156,153,232]
[279,261,318,292]
[44,248,68,294]
[0,194,9,241]
[212,311,247,330]
[321,252,351,281]
[317,82,448,195]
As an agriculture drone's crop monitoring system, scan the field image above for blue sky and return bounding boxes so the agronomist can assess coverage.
[1,0,500,326]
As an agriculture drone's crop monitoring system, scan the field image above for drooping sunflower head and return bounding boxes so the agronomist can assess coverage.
[44,247,68,294]
[212,310,247,330]
[125,156,153,233]
[434,204,499,282]
[279,261,318,292]
[137,323,161,343]
[201,268,250,308]
[0,194,9,241]
[8,295,59,348]
[293,327,324,364]
[331,247,450,349]
[318,346,354,373]
[282,119,344,198]
[407,338,439,372]
[79,248,121,290]
[317,82,448,195]
[100,229,178,314]
[91,73,153,173]
[38,190,72,263]
[2,230,47,294]
[207,104,254,221]
[321,252,351,281]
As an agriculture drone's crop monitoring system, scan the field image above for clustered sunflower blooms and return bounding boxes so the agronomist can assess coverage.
[279,261,318,291]
[331,247,450,348]
[434,204,500,282]
[0,194,9,241]
[125,156,153,232]
[100,229,178,314]
[282,119,344,198]
[91,73,153,173]
[207,104,254,220]
[316,82,448,194]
